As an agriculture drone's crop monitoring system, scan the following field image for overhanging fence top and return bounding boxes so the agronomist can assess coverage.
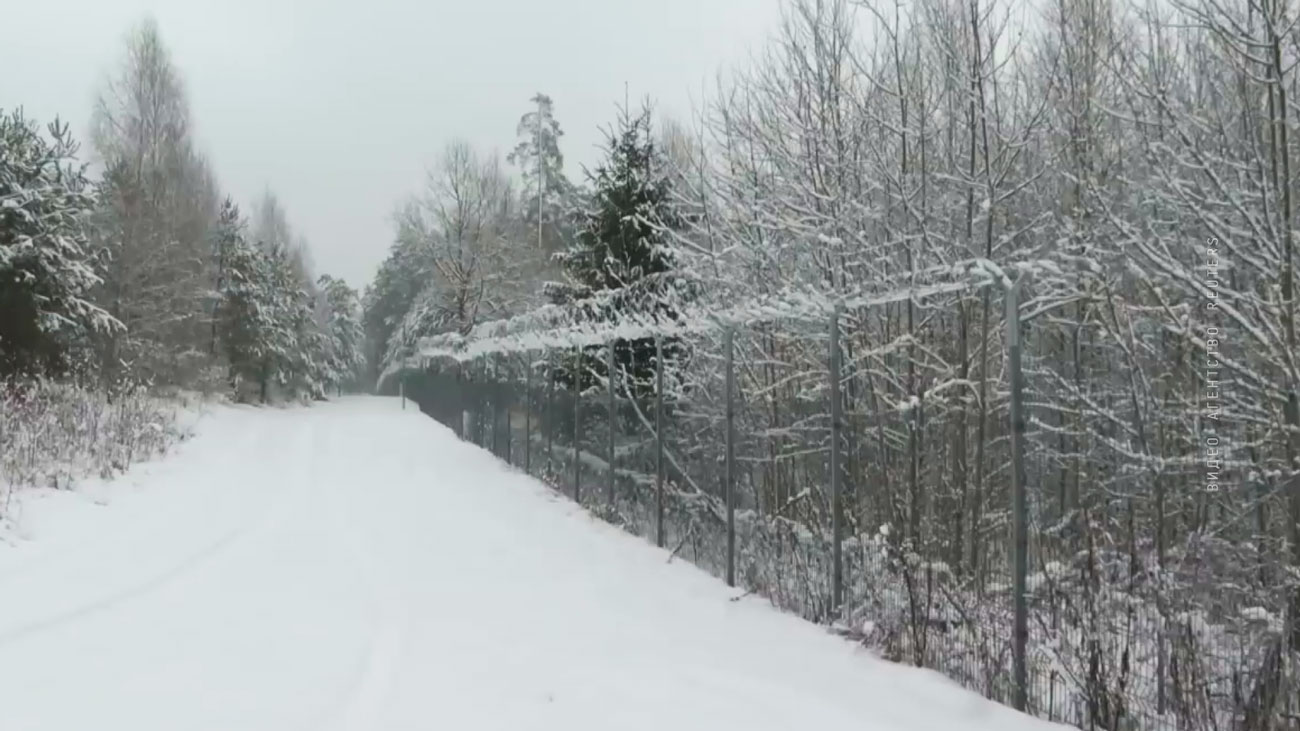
[384,257,1051,379]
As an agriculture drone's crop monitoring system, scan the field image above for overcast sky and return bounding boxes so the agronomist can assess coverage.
[0,0,781,288]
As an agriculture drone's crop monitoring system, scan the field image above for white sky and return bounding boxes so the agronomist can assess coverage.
[0,0,781,288]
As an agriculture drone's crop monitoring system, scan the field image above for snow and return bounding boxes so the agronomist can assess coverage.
[378,256,1070,385]
[0,397,1066,731]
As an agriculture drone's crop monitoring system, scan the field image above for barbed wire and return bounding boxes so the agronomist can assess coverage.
[382,257,1054,383]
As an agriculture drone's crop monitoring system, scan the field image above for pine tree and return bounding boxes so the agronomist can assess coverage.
[0,109,119,379]
[214,204,275,400]
[550,105,684,394]
[507,93,572,252]
[210,198,241,355]
[260,241,311,401]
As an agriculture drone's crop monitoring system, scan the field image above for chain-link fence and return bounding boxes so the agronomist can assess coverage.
[396,278,1299,731]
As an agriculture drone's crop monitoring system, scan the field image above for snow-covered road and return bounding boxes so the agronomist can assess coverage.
[0,397,1063,731]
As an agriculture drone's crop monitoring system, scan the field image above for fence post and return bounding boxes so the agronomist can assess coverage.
[400,375,405,410]
[655,335,666,549]
[607,340,617,510]
[473,358,483,444]
[491,354,501,459]
[574,345,582,505]
[454,360,464,440]
[502,353,512,465]
[830,305,844,612]
[524,354,532,475]
[725,327,736,588]
[477,357,487,448]
[482,357,491,452]
[546,360,554,472]
[1007,276,1029,713]
[483,357,491,451]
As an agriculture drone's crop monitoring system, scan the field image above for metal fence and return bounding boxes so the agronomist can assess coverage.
[398,279,1299,731]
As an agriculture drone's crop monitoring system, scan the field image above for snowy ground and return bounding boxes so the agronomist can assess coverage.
[0,397,1068,731]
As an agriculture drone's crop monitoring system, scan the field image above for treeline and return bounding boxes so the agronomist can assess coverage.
[0,19,364,401]
[363,96,696,388]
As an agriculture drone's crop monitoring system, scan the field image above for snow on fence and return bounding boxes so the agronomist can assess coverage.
[390,264,1300,731]
[380,256,1042,379]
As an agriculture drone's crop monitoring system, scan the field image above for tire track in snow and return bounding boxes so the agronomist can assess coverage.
[276,411,408,728]
[298,409,412,731]
[0,414,309,650]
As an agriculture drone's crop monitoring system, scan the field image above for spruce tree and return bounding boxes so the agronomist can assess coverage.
[550,105,683,396]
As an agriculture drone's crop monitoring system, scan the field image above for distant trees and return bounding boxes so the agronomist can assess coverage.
[507,93,573,253]
[365,96,692,396]
[251,189,315,288]
[0,17,364,404]
[212,199,357,402]
[362,223,433,385]
[370,134,556,374]
[367,93,608,380]
[380,142,516,365]
[317,275,365,393]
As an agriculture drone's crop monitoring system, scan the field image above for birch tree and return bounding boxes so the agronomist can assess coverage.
[90,18,219,386]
